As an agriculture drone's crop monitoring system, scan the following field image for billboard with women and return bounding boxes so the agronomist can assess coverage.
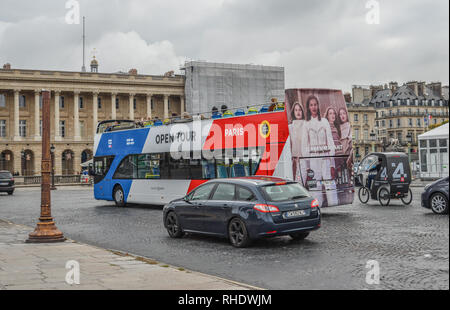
[285,89,354,207]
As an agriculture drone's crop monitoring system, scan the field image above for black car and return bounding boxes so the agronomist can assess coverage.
[163,177,321,248]
[0,171,15,195]
[421,177,449,215]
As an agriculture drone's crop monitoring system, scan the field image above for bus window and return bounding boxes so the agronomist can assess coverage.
[189,159,203,179]
[137,154,160,179]
[93,156,115,184]
[216,159,229,178]
[202,160,216,179]
[231,158,250,177]
[114,155,138,179]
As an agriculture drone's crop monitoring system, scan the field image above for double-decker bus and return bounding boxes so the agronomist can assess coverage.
[93,89,355,207]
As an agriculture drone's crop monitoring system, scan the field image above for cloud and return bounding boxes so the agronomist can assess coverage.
[92,31,185,74]
[0,0,448,93]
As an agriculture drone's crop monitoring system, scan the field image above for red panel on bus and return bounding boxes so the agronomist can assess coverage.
[203,111,290,151]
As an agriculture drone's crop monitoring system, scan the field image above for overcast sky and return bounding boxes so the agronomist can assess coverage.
[0,0,448,92]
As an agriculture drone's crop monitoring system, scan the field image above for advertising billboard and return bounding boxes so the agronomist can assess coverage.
[285,89,354,207]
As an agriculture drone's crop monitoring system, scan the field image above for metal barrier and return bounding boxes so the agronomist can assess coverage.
[14,175,82,185]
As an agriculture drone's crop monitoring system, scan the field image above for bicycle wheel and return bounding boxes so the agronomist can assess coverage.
[378,187,391,206]
[358,187,370,204]
[400,188,413,205]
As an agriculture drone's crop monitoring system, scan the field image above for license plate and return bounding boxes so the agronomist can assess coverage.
[0,182,8,186]
[284,210,307,219]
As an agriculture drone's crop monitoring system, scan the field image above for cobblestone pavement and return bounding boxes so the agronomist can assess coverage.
[0,220,255,290]
[0,186,448,290]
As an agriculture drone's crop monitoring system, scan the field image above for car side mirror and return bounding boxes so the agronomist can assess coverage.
[183,196,192,204]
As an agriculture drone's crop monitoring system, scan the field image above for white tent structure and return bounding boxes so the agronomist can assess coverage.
[418,123,449,179]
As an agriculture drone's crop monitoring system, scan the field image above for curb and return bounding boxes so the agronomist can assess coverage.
[0,218,264,291]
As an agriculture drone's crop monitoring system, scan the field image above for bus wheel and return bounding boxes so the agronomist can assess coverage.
[400,188,413,205]
[378,187,390,206]
[358,187,370,204]
[113,185,126,207]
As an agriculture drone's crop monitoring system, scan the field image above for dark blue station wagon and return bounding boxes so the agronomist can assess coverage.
[163,177,321,247]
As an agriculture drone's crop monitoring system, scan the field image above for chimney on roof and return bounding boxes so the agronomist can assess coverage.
[128,68,138,75]
[427,82,442,97]
[406,81,419,96]
[389,82,398,92]
[418,82,426,96]
[2,63,11,70]
[164,70,175,77]
[343,92,352,103]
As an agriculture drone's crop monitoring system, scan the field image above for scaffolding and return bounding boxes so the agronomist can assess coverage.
[183,61,285,115]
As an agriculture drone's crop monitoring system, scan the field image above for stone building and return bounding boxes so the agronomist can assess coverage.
[346,102,380,162]
[0,60,185,176]
[350,81,449,162]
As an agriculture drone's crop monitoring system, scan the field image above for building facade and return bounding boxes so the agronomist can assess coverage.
[350,81,449,163]
[346,102,380,162]
[0,61,185,176]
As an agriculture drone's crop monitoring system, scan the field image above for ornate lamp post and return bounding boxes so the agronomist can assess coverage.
[50,144,57,190]
[27,90,65,243]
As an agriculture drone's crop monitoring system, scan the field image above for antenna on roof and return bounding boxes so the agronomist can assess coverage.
[81,16,86,72]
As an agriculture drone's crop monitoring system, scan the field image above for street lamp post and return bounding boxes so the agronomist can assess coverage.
[26,90,65,243]
[20,149,25,176]
[370,130,376,153]
[50,144,57,190]
[406,132,413,168]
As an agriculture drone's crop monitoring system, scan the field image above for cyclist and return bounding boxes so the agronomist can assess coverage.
[368,157,383,189]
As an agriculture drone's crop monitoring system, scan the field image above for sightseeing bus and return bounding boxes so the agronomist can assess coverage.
[93,89,355,207]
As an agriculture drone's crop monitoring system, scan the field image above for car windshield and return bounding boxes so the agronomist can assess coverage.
[0,172,12,178]
[260,183,310,202]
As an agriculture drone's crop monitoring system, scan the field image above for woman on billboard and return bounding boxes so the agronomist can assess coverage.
[339,108,352,155]
[301,95,338,206]
[325,107,344,156]
[289,102,306,183]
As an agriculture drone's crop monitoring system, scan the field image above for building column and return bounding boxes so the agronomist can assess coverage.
[34,90,41,140]
[111,92,117,119]
[129,93,135,120]
[54,91,61,141]
[180,95,185,115]
[163,94,169,120]
[13,89,20,141]
[146,94,152,120]
[92,91,99,136]
[73,91,81,141]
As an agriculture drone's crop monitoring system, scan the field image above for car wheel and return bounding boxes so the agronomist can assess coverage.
[289,232,310,240]
[400,188,413,205]
[113,185,126,207]
[7,191,13,195]
[165,212,184,238]
[358,187,370,204]
[430,193,449,215]
[378,187,390,206]
[228,218,251,248]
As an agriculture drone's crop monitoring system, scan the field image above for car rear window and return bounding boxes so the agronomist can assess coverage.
[260,183,310,202]
[0,172,12,178]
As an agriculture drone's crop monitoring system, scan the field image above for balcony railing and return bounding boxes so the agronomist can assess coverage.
[376,111,449,120]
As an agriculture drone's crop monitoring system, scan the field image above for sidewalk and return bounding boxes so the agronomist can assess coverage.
[0,220,259,290]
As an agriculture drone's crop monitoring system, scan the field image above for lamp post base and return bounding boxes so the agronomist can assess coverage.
[26,221,66,243]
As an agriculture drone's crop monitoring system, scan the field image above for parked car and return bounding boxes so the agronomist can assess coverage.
[421,177,449,215]
[0,171,15,195]
[163,177,321,248]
